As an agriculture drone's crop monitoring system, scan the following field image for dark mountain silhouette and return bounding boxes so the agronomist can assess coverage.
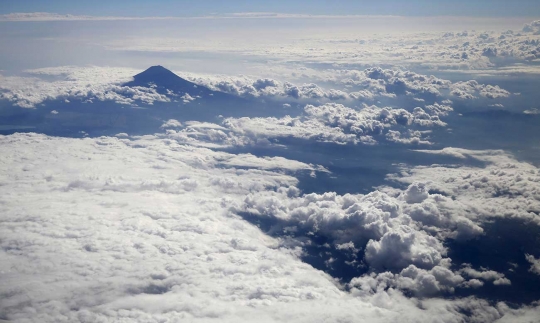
[126,65,189,88]
[123,65,227,100]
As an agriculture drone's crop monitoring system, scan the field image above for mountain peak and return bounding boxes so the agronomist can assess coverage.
[133,65,180,80]
[124,65,195,92]
[147,65,167,70]
[123,65,222,99]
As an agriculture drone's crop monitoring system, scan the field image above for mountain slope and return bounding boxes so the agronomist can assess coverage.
[123,65,221,99]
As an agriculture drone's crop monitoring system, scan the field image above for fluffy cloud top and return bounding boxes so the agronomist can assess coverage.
[390,148,540,224]
[522,20,540,34]
[186,67,511,104]
[240,178,485,275]
[3,64,509,109]
[0,133,352,322]
[0,67,147,108]
[1,133,539,322]
[216,103,449,146]
[526,254,540,275]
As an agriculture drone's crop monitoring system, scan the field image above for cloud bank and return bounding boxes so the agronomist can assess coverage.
[1,129,539,322]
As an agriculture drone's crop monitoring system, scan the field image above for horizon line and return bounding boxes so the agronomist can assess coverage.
[1,12,539,22]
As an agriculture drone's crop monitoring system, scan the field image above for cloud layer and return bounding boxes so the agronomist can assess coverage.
[1,15,539,323]
[2,128,540,322]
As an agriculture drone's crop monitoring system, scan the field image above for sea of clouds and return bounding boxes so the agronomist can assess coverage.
[2,131,540,322]
[1,16,540,323]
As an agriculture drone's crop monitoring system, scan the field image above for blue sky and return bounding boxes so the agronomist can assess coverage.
[2,0,540,17]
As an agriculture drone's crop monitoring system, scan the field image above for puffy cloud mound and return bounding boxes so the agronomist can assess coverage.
[350,264,467,297]
[236,146,540,303]
[525,254,540,275]
[1,133,539,322]
[364,226,445,271]
[187,74,339,101]
[218,102,449,146]
[403,182,430,203]
[459,265,511,286]
[450,81,510,100]
[160,119,183,128]
[390,148,540,224]
[187,67,512,105]
[523,20,540,34]
[240,180,485,276]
